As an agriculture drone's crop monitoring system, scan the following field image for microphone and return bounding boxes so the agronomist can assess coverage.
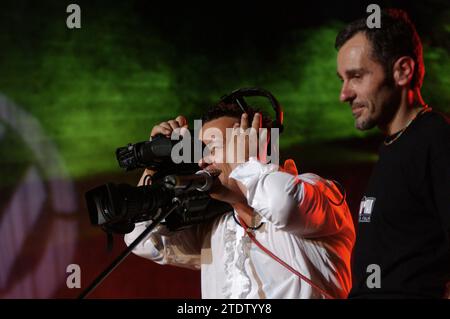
[163,168,222,192]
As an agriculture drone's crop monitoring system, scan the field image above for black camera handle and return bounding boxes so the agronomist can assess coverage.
[77,198,183,299]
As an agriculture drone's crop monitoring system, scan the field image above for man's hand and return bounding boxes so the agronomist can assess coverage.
[138,115,188,186]
[150,115,188,138]
[226,112,266,171]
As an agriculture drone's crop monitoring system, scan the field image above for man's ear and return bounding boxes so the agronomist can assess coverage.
[393,56,415,87]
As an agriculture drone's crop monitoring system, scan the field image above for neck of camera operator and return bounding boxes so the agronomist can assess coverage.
[231,196,260,228]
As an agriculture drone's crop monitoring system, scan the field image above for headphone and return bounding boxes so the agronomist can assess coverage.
[220,87,284,133]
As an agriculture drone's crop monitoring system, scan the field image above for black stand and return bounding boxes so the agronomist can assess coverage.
[78,199,182,299]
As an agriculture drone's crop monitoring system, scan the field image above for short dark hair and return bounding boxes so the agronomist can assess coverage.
[335,9,424,89]
[201,101,273,129]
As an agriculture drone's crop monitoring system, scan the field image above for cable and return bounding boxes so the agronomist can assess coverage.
[232,213,264,230]
[237,216,335,299]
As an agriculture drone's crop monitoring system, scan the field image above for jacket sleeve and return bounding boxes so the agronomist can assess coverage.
[229,157,354,238]
[124,220,210,270]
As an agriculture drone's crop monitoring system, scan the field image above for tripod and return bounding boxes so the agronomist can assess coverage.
[78,198,183,299]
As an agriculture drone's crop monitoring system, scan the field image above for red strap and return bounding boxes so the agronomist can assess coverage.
[238,216,335,299]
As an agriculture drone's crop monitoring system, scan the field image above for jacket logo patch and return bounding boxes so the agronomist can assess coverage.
[359,196,376,223]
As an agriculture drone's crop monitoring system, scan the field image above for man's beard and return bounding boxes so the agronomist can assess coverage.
[355,81,401,131]
[355,113,377,130]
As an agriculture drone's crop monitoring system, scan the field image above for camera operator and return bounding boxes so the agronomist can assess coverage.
[124,103,355,299]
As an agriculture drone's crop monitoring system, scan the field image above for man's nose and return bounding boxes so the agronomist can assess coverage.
[340,81,356,103]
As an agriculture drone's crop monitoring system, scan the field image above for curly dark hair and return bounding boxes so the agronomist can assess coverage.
[335,8,424,89]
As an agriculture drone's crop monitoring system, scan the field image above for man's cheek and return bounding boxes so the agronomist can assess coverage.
[226,141,241,164]
[217,147,230,164]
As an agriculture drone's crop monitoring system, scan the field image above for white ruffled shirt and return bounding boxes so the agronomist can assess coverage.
[124,158,355,298]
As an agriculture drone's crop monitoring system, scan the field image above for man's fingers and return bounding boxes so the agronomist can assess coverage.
[240,113,249,131]
[252,113,262,130]
[258,127,269,161]
[150,122,172,138]
[167,120,180,130]
[150,116,187,139]
[159,123,173,136]
[180,126,189,136]
[160,122,172,131]
[259,126,268,143]
[175,115,188,128]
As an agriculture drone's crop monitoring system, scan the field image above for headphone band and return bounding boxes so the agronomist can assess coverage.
[220,87,284,133]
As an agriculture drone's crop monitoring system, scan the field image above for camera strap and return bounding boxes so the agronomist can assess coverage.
[237,215,335,299]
